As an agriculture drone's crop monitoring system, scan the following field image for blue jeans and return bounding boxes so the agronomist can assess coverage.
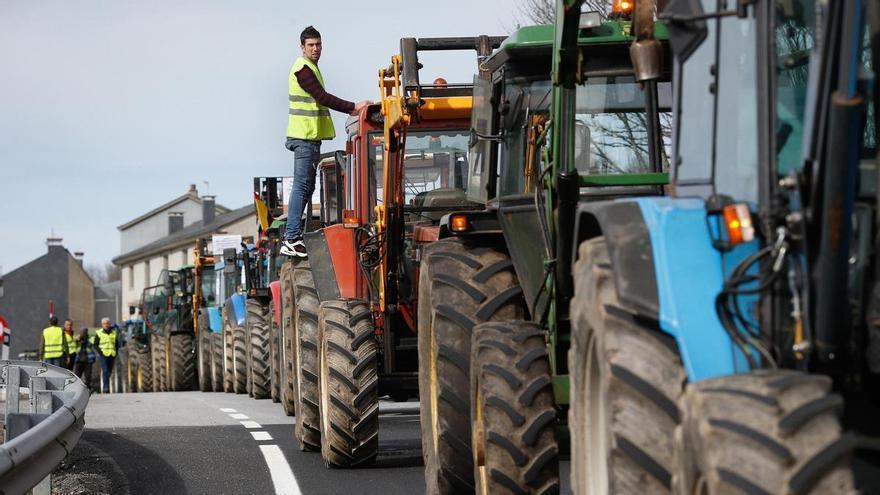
[98,354,115,392]
[46,357,67,368]
[284,138,321,240]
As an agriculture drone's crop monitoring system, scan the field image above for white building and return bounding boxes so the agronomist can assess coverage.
[112,186,256,320]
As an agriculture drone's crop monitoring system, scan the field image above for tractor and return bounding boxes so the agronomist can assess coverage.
[415,3,674,493]
[280,36,501,468]
[141,267,197,392]
[193,237,225,393]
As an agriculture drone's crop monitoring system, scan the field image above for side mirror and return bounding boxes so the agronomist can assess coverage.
[223,248,237,274]
[129,305,136,315]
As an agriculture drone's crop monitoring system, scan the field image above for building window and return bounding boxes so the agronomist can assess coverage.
[128,266,134,289]
[182,249,189,265]
[144,261,150,285]
[163,255,169,270]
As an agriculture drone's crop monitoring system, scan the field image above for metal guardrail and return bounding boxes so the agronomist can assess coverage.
[0,360,89,494]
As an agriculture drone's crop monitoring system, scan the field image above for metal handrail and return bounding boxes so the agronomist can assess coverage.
[0,360,89,494]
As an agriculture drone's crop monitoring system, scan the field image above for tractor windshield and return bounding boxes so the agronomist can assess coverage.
[499,76,672,196]
[368,129,470,219]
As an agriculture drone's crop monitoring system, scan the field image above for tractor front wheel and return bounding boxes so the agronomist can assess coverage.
[211,331,223,392]
[280,261,297,416]
[292,260,321,451]
[248,299,271,399]
[675,370,855,495]
[137,345,152,393]
[198,310,212,392]
[169,333,195,391]
[318,299,379,468]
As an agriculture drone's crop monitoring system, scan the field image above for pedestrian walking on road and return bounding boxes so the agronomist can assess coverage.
[93,318,120,393]
[280,25,370,258]
[73,328,96,391]
[40,316,69,368]
[63,318,76,370]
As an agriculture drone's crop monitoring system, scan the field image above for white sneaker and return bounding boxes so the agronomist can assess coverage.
[280,238,307,258]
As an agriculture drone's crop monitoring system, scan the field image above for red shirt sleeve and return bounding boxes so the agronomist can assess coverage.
[294,66,355,114]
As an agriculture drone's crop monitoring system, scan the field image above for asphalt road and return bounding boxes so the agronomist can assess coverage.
[56,392,427,495]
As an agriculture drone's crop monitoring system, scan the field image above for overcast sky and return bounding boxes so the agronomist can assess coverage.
[0,1,519,274]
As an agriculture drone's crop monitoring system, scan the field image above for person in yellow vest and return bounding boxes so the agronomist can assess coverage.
[73,328,96,391]
[281,25,370,258]
[40,316,69,368]
[92,317,119,393]
[62,318,76,370]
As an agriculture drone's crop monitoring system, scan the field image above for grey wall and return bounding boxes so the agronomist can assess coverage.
[0,245,71,358]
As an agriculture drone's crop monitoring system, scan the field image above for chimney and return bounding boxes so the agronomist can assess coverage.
[168,212,184,234]
[202,195,216,225]
[189,183,198,195]
[47,237,64,254]
[73,252,84,266]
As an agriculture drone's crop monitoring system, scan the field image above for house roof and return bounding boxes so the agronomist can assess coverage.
[112,204,254,265]
[3,245,95,286]
[116,187,230,231]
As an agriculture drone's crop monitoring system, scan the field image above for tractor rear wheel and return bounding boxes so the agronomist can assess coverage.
[211,331,223,392]
[318,299,379,467]
[137,345,152,393]
[169,333,195,391]
[676,370,855,495]
[248,299,271,399]
[417,239,525,494]
[280,261,297,416]
[222,306,235,393]
[151,336,166,392]
[470,321,559,494]
[126,341,139,392]
[198,310,212,392]
[293,259,321,451]
[233,322,248,394]
[570,237,685,495]
[270,303,281,403]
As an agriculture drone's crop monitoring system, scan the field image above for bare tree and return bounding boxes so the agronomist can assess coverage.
[86,262,122,285]
[514,0,610,26]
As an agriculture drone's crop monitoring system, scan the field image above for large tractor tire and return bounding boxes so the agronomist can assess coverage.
[169,333,195,391]
[247,299,272,399]
[222,306,235,393]
[570,237,685,495]
[211,331,224,392]
[137,345,152,393]
[280,261,297,416]
[151,337,167,392]
[292,259,321,451]
[233,322,248,394]
[198,310,212,392]
[318,299,379,467]
[675,370,855,495]
[470,321,559,494]
[126,341,139,393]
[112,345,128,393]
[417,239,525,494]
[270,304,281,403]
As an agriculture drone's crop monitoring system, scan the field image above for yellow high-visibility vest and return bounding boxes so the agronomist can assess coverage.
[65,332,76,354]
[42,326,66,359]
[287,57,336,140]
[96,329,118,357]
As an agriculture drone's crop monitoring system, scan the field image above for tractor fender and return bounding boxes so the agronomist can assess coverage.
[230,293,247,327]
[269,280,282,326]
[574,197,749,381]
[303,227,346,302]
[207,307,223,333]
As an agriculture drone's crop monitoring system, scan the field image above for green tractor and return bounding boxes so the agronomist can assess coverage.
[416,2,672,493]
[142,267,198,392]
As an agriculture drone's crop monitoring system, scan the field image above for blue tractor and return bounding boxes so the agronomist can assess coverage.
[562,0,875,492]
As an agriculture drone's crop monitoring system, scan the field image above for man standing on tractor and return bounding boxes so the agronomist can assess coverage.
[280,25,370,258]
[40,315,69,368]
[93,318,119,393]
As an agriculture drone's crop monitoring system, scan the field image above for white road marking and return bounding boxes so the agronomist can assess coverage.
[251,431,273,441]
[229,413,249,419]
[219,408,237,413]
[260,444,302,495]
[241,420,262,429]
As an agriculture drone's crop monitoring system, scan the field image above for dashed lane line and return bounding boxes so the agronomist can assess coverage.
[260,444,302,495]
[220,408,237,413]
[241,420,262,428]
[229,413,250,419]
[251,431,273,441]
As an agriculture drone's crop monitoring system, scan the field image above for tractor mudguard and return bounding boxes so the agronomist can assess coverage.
[230,293,247,327]
[269,280,281,326]
[575,197,751,381]
[207,307,223,333]
[303,227,350,302]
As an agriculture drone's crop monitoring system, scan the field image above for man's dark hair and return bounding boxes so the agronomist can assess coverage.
[49,316,58,326]
[300,26,321,45]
